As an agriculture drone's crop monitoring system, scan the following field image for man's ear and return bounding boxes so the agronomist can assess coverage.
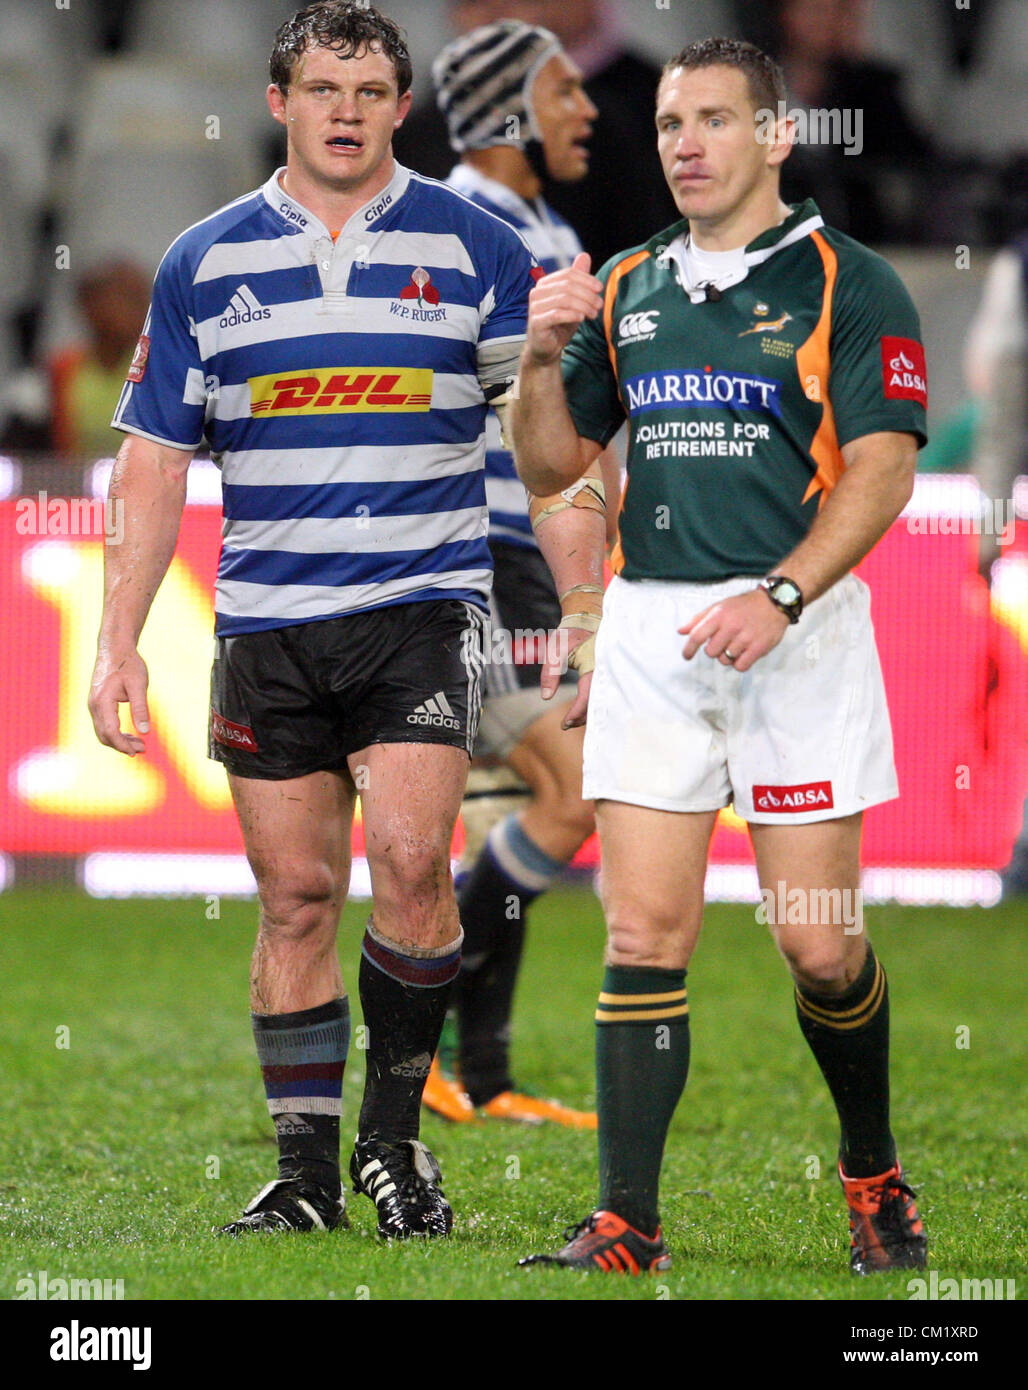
[767,114,795,170]
[267,83,288,127]
[393,87,414,130]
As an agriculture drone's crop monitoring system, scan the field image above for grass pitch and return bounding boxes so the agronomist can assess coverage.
[0,886,1023,1302]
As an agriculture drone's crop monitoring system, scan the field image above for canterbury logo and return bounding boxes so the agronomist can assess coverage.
[617,310,660,344]
[407,691,460,729]
[220,285,272,327]
[249,367,433,416]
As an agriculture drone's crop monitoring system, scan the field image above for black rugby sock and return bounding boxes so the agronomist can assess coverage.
[795,945,896,1177]
[357,922,462,1142]
[455,916,526,1105]
[455,816,561,1104]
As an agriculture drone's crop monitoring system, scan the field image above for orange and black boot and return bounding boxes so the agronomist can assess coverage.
[840,1161,928,1274]
[518,1210,671,1274]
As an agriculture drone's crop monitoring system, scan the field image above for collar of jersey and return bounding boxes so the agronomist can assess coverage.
[261,162,412,238]
[447,162,551,233]
[648,198,824,268]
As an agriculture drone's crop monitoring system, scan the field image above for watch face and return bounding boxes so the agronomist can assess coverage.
[774,580,801,606]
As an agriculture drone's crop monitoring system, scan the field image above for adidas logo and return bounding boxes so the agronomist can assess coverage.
[390,1051,432,1079]
[273,1112,316,1135]
[220,285,272,328]
[407,691,461,730]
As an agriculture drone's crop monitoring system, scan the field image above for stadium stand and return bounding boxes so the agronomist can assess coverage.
[122,0,293,69]
[865,0,949,127]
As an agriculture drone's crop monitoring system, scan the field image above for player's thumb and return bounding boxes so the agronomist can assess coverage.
[127,674,150,734]
[561,678,590,729]
[539,659,559,701]
[571,251,592,274]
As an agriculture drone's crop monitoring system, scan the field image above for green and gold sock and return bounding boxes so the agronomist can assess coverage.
[795,945,896,1178]
[595,965,690,1235]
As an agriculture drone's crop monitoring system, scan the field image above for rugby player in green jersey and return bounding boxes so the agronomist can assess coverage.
[512,37,929,1275]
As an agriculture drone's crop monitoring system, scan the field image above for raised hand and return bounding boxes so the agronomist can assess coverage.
[525,252,603,366]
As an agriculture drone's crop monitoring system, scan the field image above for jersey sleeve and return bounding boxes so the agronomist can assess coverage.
[475,221,537,402]
[477,222,535,348]
[111,243,207,451]
[560,262,625,448]
[828,248,928,449]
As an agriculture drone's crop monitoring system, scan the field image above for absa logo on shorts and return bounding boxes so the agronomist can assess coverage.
[753,780,834,812]
[624,367,782,416]
[211,711,259,753]
[881,336,927,406]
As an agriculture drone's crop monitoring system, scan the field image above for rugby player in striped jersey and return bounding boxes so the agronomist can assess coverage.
[89,1,541,1241]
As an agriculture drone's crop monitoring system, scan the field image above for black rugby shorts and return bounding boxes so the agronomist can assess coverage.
[209,598,487,779]
[485,541,577,696]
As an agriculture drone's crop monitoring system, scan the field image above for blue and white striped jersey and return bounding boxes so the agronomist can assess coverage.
[113,163,536,635]
[445,164,581,551]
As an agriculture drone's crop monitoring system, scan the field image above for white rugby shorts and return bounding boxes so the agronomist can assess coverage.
[582,573,898,823]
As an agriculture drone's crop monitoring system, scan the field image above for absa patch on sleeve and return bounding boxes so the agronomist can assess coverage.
[127,333,151,384]
[880,336,927,406]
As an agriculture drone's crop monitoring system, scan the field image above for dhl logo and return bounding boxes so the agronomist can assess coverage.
[249,367,433,416]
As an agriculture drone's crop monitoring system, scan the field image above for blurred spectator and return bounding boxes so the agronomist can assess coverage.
[1,258,150,458]
[966,233,1027,558]
[395,1,678,267]
[756,0,937,242]
[965,232,1028,894]
[941,0,995,75]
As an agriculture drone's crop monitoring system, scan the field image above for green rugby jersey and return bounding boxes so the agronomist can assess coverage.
[560,200,928,580]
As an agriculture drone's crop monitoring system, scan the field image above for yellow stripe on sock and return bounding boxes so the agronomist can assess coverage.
[595,1003,690,1023]
[596,988,687,1006]
[796,962,885,1030]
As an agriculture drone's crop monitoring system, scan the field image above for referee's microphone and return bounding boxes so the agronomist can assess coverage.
[701,282,722,302]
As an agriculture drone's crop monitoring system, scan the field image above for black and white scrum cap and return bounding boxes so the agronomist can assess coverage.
[433,20,562,152]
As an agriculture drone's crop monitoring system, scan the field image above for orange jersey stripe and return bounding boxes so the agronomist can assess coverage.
[602,249,651,380]
[608,469,630,575]
[796,230,843,508]
[601,249,650,577]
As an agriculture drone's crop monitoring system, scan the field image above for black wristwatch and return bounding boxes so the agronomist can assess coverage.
[759,575,804,624]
